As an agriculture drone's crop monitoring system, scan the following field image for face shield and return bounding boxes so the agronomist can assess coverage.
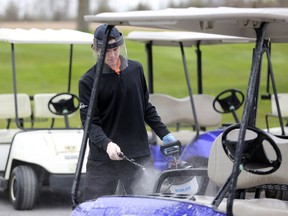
[92,32,128,74]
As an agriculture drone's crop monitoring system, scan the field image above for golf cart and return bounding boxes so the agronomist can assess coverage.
[125,30,252,170]
[71,7,288,216]
[0,28,93,210]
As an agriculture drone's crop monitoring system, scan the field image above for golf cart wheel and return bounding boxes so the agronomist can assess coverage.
[9,165,39,210]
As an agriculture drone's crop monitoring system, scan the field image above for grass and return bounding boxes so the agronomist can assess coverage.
[1,28,288,130]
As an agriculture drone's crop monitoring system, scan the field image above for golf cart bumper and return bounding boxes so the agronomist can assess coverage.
[49,174,85,192]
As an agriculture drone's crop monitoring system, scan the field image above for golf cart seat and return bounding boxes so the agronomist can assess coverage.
[265,93,288,136]
[33,93,77,128]
[191,94,222,128]
[208,127,288,196]
[149,93,221,145]
[0,93,32,143]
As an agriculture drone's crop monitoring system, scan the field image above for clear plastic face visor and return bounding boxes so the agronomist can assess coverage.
[92,36,128,72]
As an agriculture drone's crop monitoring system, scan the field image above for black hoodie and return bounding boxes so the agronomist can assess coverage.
[78,59,170,161]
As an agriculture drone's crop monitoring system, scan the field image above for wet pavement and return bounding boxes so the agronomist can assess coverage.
[0,190,73,216]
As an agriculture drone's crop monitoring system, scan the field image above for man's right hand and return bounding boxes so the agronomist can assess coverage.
[106,142,123,160]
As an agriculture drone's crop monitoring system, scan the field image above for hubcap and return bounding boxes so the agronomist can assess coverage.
[10,176,17,201]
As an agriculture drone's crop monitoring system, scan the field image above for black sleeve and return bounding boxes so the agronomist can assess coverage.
[141,67,170,139]
[78,74,111,151]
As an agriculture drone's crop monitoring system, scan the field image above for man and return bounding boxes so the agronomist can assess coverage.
[78,24,176,201]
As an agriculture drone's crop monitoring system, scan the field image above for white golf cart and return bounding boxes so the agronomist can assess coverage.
[71,7,288,216]
[0,28,92,210]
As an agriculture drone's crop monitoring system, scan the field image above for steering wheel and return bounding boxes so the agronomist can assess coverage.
[213,89,244,114]
[221,124,282,175]
[48,93,79,116]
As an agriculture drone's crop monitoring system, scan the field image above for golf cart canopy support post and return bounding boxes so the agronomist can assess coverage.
[68,44,73,93]
[178,41,200,134]
[214,23,269,214]
[71,25,114,209]
[261,40,272,100]
[10,43,21,128]
[263,41,286,135]
[196,42,203,94]
[145,42,153,93]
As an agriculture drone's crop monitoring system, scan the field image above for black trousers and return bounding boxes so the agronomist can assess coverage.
[83,155,158,201]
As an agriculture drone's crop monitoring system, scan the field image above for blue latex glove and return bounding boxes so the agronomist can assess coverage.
[162,133,176,145]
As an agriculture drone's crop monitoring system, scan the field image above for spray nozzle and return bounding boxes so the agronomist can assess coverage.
[118,152,145,171]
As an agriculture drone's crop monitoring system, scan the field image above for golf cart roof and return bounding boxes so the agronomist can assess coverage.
[0,28,93,44]
[85,7,288,39]
[126,31,254,46]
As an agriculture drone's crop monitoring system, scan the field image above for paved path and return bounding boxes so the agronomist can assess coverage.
[0,190,73,216]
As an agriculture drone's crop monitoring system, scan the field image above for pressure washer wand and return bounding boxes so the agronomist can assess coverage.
[118,152,146,171]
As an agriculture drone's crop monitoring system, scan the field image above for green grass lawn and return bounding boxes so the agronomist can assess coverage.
[1,29,288,130]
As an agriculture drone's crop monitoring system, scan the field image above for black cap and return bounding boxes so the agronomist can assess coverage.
[94,24,123,49]
[94,24,121,40]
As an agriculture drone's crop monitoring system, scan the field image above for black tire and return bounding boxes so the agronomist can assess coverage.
[9,165,39,210]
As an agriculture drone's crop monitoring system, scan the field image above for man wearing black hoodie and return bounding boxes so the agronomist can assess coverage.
[78,24,176,201]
